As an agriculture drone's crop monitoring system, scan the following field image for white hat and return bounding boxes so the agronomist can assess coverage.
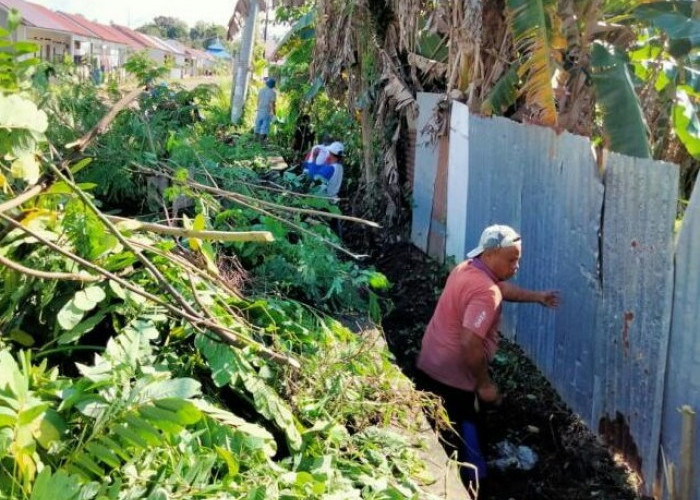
[466,224,521,258]
[327,141,344,156]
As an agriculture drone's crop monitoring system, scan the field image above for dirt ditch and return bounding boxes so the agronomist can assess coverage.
[375,242,644,500]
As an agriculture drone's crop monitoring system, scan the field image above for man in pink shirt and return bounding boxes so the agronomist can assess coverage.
[416,224,559,487]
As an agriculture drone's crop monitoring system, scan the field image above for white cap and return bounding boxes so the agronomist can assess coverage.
[327,141,344,156]
[466,224,521,258]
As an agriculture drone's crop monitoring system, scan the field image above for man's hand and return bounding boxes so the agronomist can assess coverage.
[476,380,502,405]
[537,290,560,308]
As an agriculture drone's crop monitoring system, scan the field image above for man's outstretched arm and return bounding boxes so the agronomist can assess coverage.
[499,281,559,307]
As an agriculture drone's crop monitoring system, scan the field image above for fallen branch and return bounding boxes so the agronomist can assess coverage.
[135,163,381,228]
[230,195,369,260]
[0,212,300,369]
[65,86,145,153]
[107,215,274,242]
[0,253,100,282]
[49,163,202,320]
[0,184,45,214]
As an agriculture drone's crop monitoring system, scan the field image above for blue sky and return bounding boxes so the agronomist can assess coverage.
[29,0,234,28]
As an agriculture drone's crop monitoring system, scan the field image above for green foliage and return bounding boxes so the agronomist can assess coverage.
[124,52,170,86]
[591,42,652,159]
[0,20,434,499]
[481,65,520,116]
[136,16,189,41]
[189,21,228,50]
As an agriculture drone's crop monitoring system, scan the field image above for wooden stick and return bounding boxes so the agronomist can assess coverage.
[65,86,145,152]
[0,253,100,282]
[134,163,381,228]
[0,184,45,214]
[679,405,696,500]
[107,215,274,242]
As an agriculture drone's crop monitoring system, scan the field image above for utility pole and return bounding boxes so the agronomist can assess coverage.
[230,1,260,123]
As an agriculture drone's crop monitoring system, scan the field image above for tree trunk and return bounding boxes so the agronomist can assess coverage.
[231,2,259,123]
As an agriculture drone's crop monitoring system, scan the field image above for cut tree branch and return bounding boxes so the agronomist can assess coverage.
[107,215,274,242]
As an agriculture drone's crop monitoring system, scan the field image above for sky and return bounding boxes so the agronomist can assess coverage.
[28,0,234,29]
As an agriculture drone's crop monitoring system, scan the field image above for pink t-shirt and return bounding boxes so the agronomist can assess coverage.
[417,260,503,391]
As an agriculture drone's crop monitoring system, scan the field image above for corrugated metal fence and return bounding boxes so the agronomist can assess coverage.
[412,97,699,497]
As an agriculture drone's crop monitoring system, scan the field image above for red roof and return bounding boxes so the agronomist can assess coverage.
[111,25,163,51]
[0,0,80,34]
[51,11,99,38]
[57,12,135,46]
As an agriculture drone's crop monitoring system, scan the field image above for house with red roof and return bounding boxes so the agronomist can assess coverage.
[110,24,171,68]
[0,0,217,81]
[55,12,134,71]
[0,0,84,62]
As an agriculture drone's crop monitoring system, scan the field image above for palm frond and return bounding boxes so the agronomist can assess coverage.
[507,0,565,126]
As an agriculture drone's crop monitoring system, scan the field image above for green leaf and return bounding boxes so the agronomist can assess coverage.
[58,309,108,345]
[34,409,66,449]
[673,89,700,158]
[137,405,185,433]
[140,378,201,401]
[12,41,40,56]
[242,374,303,451]
[57,300,86,330]
[215,446,240,476]
[18,401,49,425]
[153,398,202,425]
[70,157,93,175]
[246,486,267,500]
[591,42,651,159]
[0,406,17,427]
[0,94,48,133]
[30,468,81,500]
[481,65,520,115]
[85,442,121,468]
[10,153,40,185]
[634,7,700,57]
[72,286,106,311]
[8,329,34,347]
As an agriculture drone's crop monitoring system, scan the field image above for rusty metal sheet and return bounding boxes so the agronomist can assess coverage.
[598,153,678,489]
[662,178,700,499]
[411,93,442,252]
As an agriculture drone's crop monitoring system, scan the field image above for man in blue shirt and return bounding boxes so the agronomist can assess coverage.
[254,78,277,142]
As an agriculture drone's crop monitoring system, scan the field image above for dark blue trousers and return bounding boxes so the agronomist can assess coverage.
[415,370,488,487]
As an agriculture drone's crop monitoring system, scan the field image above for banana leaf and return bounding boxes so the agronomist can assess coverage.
[673,89,700,159]
[481,65,520,116]
[591,42,651,159]
[507,0,563,126]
